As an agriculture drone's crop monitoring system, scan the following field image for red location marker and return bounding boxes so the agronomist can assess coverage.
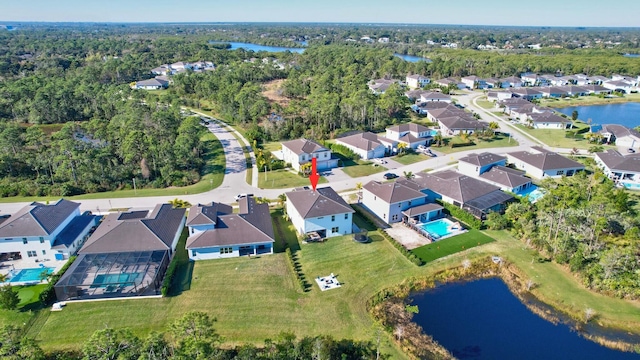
[309,157,320,191]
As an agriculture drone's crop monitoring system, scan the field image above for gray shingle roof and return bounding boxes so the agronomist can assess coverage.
[458,152,506,167]
[52,215,98,249]
[286,187,354,219]
[438,116,487,131]
[186,197,275,249]
[387,123,429,133]
[595,150,640,173]
[598,124,640,139]
[402,203,443,217]
[136,78,169,87]
[0,199,80,237]
[507,147,584,171]
[530,113,570,124]
[479,166,532,188]
[186,202,233,226]
[281,139,328,155]
[363,180,426,204]
[335,132,384,152]
[79,204,185,254]
[416,170,504,204]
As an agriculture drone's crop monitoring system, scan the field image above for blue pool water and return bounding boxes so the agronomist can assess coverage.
[517,186,545,203]
[621,182,640,190]
[9,267,54,283]
[209,41,305,53]
[394,53,433,63]
[428,130,440,136]
[420,219,456,239]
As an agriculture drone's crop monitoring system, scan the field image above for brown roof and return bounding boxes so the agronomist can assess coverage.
[415,170,504,204]
[595,150,640,173]
[510,88,542,96]
[286,187,354,219]
[402,203,443,217]
[479,166,532,188]
[79,204,186,254]
[458,152,506,167]
[335,132,384,152]
[186,197,274,249]
[507,147,584,171]
[420,92,451,100]
[281,139,328,155]
[363,181,426,204]
[0,199,80,237]
[186,202,233,226]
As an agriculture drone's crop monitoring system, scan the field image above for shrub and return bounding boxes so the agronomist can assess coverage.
[285,248,308,292]
[328,143,361,161]
[381,231,423,266]
[161,256,180,296]
[40,256,77,305]
[438,201,484,229]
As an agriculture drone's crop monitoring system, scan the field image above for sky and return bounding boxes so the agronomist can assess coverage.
[2,0,640,27]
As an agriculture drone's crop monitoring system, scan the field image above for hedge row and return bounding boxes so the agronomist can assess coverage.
[380,231,423,266]
[285,248,309,292]
[439,201,484,229]
[39,256,77,305]
[161,256,180,296]
[328,143,361,161]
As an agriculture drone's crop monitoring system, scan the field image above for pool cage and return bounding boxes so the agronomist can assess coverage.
[54,250,170,301]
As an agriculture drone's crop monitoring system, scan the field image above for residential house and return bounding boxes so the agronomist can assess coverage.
[361,180,442,224]
[487,91,512,102]
[478,166,533,193]
[285,187,354,239]
[0,199,96,261]
[54,204,186,301]
[411,99,452,115]
[368,79,401,95]
[591,124,640,149]
[589,75,610,85]
[335,132,387,159]
[510,88,543,100]
[415,171,514,219]
[529,113,571,129]
[603,80,634,93]
[581,85,611,95]
[418,92,452,103]
[385,123,433,149]
[457,152,507,177]
[434,78,466,90]
[405,89,428,101]
[461,76,487,89]
[134,78,169,90]
[521,73,539,86]
[499,76,523,88]
[437,116,487,135]
[151,64,171,76]
[406,74,431,89]
[506,146,585,179]
[538,86,569,98]
[186,197,275,260]
[281,139,338,172]
[485,78,501,88]
[558,85,588,96]
[594,149,640,184]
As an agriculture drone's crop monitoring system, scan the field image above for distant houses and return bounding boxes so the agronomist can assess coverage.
[406,74,431,89]
[135,61,215,90]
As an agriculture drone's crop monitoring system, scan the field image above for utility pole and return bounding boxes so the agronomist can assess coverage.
[133,178,137,195]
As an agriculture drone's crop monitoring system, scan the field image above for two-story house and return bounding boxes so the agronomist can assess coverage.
[286,187,354,239]
[281,139,338,172]
[362,180,442,224]
[406,74,431,89]
[385,123,433,149]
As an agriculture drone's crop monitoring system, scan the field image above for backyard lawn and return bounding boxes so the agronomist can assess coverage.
[341,161,386,178]
[257,169,327,189]
[411,229,495,263]
[514,124,594,149]
[393,152,429,165]
[433,133,519,154]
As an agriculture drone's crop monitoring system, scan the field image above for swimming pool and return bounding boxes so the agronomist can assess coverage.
[8,267,54,283]
[428,130,440,137]
[419,218,458,239]
[91,273,142,288]
[517,186,545,203]
[621,182,640,190]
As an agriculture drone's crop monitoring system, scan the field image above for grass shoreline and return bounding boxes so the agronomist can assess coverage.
[540,94,640,108]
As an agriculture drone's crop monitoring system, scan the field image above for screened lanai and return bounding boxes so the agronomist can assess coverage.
[54,250,169,301]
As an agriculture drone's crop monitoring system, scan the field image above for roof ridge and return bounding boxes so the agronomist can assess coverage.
[27,206,49,234]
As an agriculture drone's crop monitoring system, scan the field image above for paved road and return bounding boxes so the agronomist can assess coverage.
[0,92,584,214]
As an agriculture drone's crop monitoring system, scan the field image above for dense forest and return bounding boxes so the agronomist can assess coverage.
[487,171,640,299]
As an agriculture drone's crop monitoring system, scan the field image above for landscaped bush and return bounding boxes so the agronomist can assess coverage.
[328,143,360,161]
[39,256,77,305]
[439,201,484,229]
[285,248,308,292]
[161,256,179,296]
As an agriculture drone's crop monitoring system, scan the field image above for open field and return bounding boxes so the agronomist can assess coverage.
[257,169,327,189]
[411,229,495,263]
[538,93,640,108]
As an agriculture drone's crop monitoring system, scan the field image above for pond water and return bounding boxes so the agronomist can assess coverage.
[623,54,640,58]
[209,41,305,53]
[410,278,640,360]
[554,102,640,129]
[393,53,432,63]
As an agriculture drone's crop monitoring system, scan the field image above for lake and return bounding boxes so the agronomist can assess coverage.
[209,41,305,53]
[394,53,432,63]
[411,278,640,360]
[554,103,640,129]
[623,54,640,58]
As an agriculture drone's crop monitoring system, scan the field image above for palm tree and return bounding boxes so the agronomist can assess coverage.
[403,171,414,180]
[433,131,443,147]
[277,193,286,210]
[355,182,363,203]
[396,142,408,155]
[488,121,500,132]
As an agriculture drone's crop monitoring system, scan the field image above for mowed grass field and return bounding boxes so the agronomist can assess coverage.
[411,229,495,263]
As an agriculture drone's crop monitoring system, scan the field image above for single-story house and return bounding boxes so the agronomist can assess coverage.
[506,146,585,179]
[485,78,501,88]
[434,78,466,90]
[335,132,387,159]
[437,116,487,135]
[411,100,452,115]
[538,86,569,98]
[487,91,513,102]
[54,204,186,301]
[594,149,640,184]
[426,107,466,122]
[581,85,611,95]
[281,139,338,172]
[478,166,533,193]
[510,88,543,100]
[286,187,354,239]
[186,197,275,260]
[591,124,640,150]
[406,74,431,89]
[529,113,571,129]
[419,92,452,103]
[134,78,169,90]
[603,80,634,93]
[499,76,523,88]
[457,152,507,177]
[558,85,588,96]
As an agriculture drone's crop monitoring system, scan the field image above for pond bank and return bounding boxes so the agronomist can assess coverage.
[540,93,640,108]
[368,257,640,359]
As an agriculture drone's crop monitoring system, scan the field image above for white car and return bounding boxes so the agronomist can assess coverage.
[234,193,254,201]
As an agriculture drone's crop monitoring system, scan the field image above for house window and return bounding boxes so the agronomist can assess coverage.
[23,238,27,244]
[42,250,46,255]
[331,227,339,233]
[192,250,197,257]
[331,215,335,222]
[408,201,412,206]
[219,247,233,254]
[39,237,44,243]
[392,214,399,221]
[398,203,401,208]
[27,251,37,257]
[344,213,349,219]
[374,196,377,200]
[557,170,564,175]
[317,217,324,220]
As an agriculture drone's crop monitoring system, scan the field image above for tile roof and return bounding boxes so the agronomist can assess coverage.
[186,197,275,249]
[286,187,354,219]
[335,132,384,152]
[458,152,506,167]
[363,180,426,204]
[595,150,640,173]
[186,202,233,226]
[281,139,328,155]
[79,204,186,254]
[0,199,80,237]
[507,147,584,171]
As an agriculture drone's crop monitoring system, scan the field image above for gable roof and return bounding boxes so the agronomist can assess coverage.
[186,202,233,227]
[136,78,169,87]
[363,180,426,204]
[416,171,507,204]
[0,199,80,238]
[335,132,384,152]
[186,197,275,249]
[402,203,444,217]
[458,152,506,167]
[79,204,185,254]
[420,92,451,100]
[286,187,354,219]
[596,124,640,139]
[507,147,584,171]
[281,139,328,155]
[595,149,640,173]
[52,215,98,249]
[479,166,532,188]
[427,107,466,119]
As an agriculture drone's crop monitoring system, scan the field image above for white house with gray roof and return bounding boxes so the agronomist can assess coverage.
[385,123,433,149]
[361,180,441,224]
[406,74,430,89]
[286,187,354,239]
[335,132,387,160]
[591,124,640,150]
[186,197,275,260]
[0,199,95,261]
[506,146,584,179]
[594,150,640,184]
[281,139,338,172]
[457,152,507,177]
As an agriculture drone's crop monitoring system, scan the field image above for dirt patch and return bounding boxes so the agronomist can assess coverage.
[262,79,290,106]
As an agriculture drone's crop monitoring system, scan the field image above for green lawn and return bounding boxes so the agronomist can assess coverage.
[476,99,495,109]
[514,123,594,149]
[538,93,640,108]
[341,161,386,178]
[411,229,495,263]
[258,169,327,189]
[393,153,429,165]
[433,133,519,154]
[0,132,226,203]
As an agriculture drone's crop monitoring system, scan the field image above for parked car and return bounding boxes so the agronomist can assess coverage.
[234,193,254,201]
[628,148,636,153]
[383,173,399,180]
